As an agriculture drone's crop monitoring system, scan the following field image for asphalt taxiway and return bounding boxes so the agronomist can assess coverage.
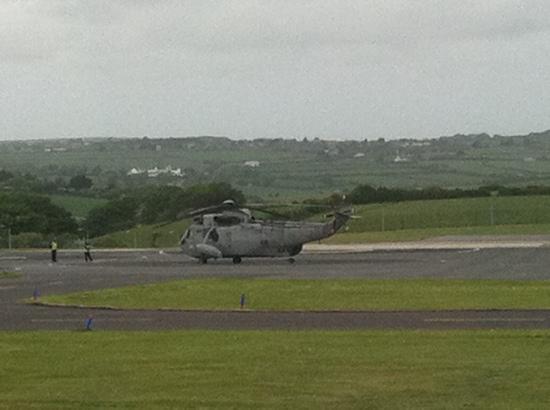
[2,243,550,330]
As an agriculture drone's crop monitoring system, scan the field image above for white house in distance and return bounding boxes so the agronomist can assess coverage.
[148,165,184,177]
[244,160,260,168]
[44,147,68,153]
[127,168,145,176]
[169,167,184,177]
[147,167,162,177]
[127,166,183,177]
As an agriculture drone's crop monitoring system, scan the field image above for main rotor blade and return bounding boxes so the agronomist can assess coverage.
[244,206,291,219]
[185,199,241,217]
[246,203,335,209]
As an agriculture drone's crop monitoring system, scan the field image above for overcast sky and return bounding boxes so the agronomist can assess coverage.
[1,0,550,141]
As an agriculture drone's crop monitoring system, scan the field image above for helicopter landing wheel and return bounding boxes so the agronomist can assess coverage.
[288,258,295,264]
[232,256,242,264]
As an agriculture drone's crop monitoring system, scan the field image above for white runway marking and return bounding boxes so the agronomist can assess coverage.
[0,286,16,290]
[31,319,85,323]
[458,248,481,254]
[49,281,64,286]
[304,242,547,253]
[425,318,546,323]
[31,318,154,323]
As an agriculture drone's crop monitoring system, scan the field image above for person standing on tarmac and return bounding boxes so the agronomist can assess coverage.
[84,241,93,262]
[50,239,58,262]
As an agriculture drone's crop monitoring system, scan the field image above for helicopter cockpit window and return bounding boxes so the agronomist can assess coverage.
[207,228,219,242]
[180,229,190,245]
[214,215,242,226]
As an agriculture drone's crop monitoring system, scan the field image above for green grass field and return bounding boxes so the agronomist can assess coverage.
[92,195,550,247]
[92,220,188,248]
[325,223,550,244]
[347,196,550,233]
[49,194,107,219]
[1,330,550,409]
[41,279,550,311]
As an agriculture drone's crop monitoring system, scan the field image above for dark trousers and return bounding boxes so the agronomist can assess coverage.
[51,250,57,262]
[84,251,93,262]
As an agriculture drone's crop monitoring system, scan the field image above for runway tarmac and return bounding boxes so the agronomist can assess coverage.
[2,244,550,331]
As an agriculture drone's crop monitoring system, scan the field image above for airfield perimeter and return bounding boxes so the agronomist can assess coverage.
[3,236,550,331]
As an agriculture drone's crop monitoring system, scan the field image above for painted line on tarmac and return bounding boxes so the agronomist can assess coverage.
[31,319,89,323]
[425,318,546,323]
[49,281,64,285]
[457,248,481,254]
[304,242,547,253]
[31,318,154,323]
[88,258,118,263]
[0,286,16,290]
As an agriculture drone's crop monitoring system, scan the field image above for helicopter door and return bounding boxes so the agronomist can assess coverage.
[205,227,219,242]
[224,230,232,252]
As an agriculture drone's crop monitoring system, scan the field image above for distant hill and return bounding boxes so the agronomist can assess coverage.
[2,130,550,199]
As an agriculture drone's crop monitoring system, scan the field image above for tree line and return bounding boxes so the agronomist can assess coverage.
[346,184,550,204]
[0,192,77,235]
[84,182,244,237]
[5,179,550,245]
[0,182,244,246]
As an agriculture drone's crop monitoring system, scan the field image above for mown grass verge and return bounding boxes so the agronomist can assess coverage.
[41,279,550,311]
[1,330,550,409]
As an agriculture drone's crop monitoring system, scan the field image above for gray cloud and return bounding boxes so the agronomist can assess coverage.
[1,0,549,140]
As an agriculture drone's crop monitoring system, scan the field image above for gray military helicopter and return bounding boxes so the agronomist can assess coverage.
[180,200,352,263]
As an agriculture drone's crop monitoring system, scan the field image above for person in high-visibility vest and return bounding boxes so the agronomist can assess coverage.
[50,240,58,262]
[84,241,93,262]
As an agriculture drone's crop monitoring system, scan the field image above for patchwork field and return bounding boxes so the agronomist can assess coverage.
[4,131,550,199]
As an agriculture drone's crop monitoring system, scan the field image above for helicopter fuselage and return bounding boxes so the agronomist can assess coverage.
[180,211,349,262]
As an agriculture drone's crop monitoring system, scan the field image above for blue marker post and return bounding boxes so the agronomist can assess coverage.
[85,316,93,331]
[240,293,246,309]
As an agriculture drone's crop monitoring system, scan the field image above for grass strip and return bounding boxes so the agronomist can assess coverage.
[41,278,550,311]
[1,330,550,409]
